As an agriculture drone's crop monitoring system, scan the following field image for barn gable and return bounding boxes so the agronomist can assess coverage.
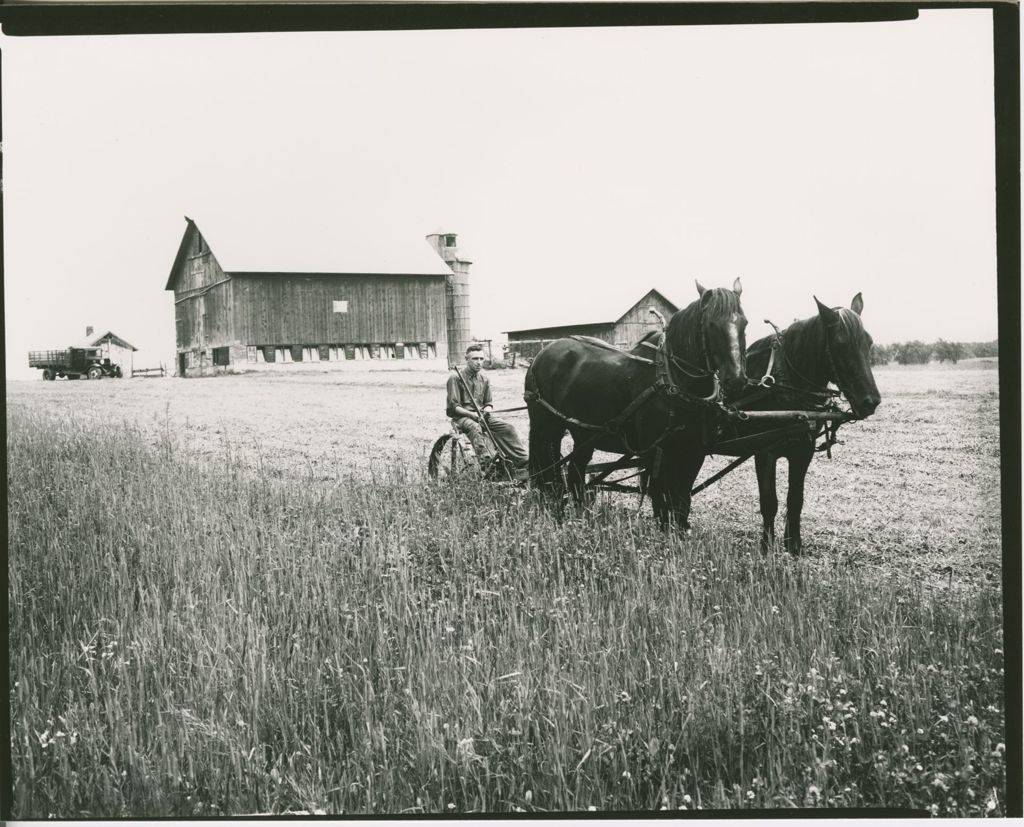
[613,288,679,326]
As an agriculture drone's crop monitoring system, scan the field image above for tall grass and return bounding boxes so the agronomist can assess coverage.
[7,407,1006,817]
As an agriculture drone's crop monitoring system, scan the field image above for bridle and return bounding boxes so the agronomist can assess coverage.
[663,301,743,404]
[750,318,844,409]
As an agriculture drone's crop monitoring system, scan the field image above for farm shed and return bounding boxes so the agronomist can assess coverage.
[165,217,469,377]
[504,288,679,361]
[79,326,137,376]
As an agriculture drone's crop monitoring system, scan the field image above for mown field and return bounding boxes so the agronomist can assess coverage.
[6,361,1007,816]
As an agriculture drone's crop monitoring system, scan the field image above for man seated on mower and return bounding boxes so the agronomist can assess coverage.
[446,344,530,482]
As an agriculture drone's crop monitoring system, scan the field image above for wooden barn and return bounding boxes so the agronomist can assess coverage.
[504,288,679,360]
[165,217,469,376]
[79,327,137,376]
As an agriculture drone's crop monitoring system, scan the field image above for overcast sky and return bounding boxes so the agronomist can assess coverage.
[2,10,998,379]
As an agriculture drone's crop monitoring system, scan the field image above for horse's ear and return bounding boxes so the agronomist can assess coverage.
[815,296,839,324]
[733,277,742,296]
[695,279,707,297]
[851,292,864,316]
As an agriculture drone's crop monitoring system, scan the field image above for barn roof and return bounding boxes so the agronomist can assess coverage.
[503,287,681,334]
[76,331,138,351]
[165,216,454,289]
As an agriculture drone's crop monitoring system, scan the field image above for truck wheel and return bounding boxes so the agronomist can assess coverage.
[113,366,123,378]
[87,366,103,380]
[42,369,54,381]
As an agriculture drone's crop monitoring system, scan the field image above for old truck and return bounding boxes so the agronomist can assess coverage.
[28,347,123,380]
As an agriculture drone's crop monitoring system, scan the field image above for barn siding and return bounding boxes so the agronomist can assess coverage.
[169,223,451,374]
[175,281,234,352]
[232,274,446,346]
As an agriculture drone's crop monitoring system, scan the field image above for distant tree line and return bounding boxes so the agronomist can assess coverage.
[870,339,998,366]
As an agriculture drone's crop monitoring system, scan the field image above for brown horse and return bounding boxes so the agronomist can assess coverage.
[739,294,881,554]
[525,279,747,528]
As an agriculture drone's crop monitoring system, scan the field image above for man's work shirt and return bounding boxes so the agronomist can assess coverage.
[446,370,492,418]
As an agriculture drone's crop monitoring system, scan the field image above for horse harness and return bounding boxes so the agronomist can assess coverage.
[745,320,846,457]
[523,327,728,478]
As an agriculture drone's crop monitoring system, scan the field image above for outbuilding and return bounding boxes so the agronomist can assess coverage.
[503,288,679,361]
[79,327,138,377]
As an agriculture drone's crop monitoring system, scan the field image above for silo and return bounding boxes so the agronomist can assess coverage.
[425,232,472,367]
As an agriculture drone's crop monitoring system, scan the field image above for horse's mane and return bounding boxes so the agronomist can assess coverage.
[748,306,867,381]
[666,288,743,358]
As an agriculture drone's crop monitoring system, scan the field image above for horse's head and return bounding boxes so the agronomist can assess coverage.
[691,277,748,398]
[815,293,881,419]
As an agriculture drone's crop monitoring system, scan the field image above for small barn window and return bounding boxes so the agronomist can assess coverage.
[212,347,230,366]
[445,235,457,247]
[262,346,276,363]
[291,345,304,362]
[333,300,349,313]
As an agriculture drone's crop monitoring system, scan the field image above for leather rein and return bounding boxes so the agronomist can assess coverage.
[744,319,850,456]
[523,308,731,465]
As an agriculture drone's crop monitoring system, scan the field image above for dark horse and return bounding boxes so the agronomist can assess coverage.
[738,293,880,554]
[525,279,747,528]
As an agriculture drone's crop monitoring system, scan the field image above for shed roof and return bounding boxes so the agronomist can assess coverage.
[503,287,681,334]
[166,216,454,289]
[76,331,138,351]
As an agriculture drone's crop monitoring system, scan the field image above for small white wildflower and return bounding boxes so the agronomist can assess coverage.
[683,794,692,804]
[524,790,532,804]
[746,790,755,800]
[588,805,597,811]
[967,715,979,726]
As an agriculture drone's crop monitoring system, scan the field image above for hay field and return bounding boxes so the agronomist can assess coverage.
[6,360,1006,817]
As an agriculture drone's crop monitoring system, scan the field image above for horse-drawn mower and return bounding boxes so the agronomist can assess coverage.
[428,285,878,550]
